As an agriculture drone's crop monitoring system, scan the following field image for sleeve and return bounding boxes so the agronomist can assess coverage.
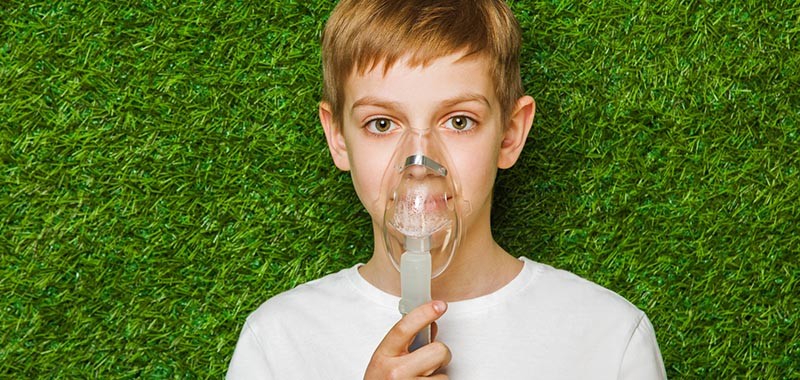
[619,313,668,380]
[226,320,272,380]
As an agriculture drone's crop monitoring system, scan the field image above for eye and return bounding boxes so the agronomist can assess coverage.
[444,115,476,132]
[365,117,398,134]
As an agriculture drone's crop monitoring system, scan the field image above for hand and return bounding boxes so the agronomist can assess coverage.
[364,300,451,379]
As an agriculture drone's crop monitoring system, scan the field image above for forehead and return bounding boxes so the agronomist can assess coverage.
[344,53,497,110]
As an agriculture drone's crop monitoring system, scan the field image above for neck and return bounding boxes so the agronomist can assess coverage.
[358,221,523,302]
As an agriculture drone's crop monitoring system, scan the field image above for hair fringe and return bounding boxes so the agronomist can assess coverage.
[322,0,524,124]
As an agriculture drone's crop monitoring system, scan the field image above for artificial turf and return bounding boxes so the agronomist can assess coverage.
[1,0,798,378]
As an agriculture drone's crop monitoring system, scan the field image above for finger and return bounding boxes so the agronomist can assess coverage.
[411,341,452,376]
[377,300,447,356]
[425,374,449,380]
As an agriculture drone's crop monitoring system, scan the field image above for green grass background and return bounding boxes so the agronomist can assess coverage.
[1,0,798,378]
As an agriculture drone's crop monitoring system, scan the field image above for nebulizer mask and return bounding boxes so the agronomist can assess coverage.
[380,123,470,350]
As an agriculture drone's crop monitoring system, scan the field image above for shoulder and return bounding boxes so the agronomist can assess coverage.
[227,265,371,378]
[475,258,666,378]
[521,257,645,325]
[233,265,364,362]
[518,258,658,362]
[246,265,359,326]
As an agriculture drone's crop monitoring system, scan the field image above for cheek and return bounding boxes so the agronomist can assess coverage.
[451,148,498,195]
[448,135,501,202]
[347,141,396,216]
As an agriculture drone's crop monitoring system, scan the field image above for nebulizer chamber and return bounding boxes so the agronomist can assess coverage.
[381,123,466,350]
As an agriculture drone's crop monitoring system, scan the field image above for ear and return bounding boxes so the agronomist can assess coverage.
[319,102,351,171]
[498,96,535,169]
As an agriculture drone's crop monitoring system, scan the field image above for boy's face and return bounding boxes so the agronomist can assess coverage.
[321,52,533,247]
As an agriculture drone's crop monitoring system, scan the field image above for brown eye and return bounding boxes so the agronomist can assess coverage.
[452,116,468,129]
[375,118,391,132]
[445,115,475,131]
[366,118,396,134]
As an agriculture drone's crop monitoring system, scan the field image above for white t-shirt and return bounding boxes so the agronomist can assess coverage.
[227,257,667,379]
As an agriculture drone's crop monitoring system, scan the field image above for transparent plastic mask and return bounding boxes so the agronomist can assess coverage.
[380,126,469,279]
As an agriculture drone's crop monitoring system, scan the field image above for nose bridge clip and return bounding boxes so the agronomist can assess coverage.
[403,154,447,177]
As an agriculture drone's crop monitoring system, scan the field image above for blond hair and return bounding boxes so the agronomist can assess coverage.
[321,0,524,124]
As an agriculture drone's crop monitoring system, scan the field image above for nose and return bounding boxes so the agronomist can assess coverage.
[405,155,447,175]
[395,124,448,180]
[402,154,448,180]
[403,163,430,179]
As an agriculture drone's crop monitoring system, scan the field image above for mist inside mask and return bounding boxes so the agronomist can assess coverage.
[389,156,452,237]
[383,153,461,280]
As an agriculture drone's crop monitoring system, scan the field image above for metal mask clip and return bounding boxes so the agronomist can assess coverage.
[403,154,448,177]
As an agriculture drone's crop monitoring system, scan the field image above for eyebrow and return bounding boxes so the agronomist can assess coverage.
[351,96,404,113]
[440,93,491,109]
[351,93,491,113]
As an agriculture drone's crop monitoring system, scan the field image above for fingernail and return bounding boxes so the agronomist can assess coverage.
[432,300,446,313]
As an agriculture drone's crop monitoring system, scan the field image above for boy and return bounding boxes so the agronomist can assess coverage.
[228,0,667,378]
